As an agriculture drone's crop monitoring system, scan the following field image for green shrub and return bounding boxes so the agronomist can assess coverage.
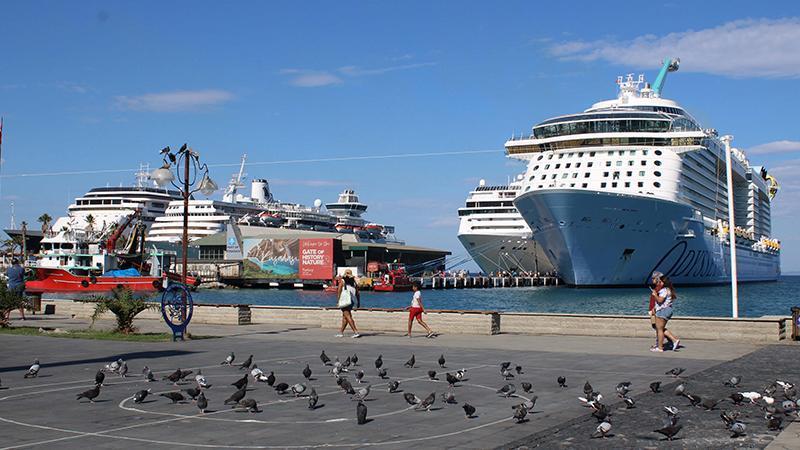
[87,287,158,334]
[0,282,28,327]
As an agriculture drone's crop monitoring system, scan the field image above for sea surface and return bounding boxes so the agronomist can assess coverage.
[186,275,800,318]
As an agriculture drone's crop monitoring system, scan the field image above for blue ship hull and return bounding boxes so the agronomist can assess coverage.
[513,189,780,286]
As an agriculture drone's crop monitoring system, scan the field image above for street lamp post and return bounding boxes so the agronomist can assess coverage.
[151,144,218,321]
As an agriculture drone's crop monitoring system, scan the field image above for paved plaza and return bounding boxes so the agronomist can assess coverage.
[0,315,798,449]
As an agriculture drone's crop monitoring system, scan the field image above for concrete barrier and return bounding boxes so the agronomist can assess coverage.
[501,313,789,343]
[41,299,786,342]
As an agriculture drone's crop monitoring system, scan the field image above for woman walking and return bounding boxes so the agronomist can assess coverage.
[651,275,680,352]
[336,270,361,338]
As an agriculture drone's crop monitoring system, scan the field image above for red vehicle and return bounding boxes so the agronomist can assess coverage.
[371,263,413,292]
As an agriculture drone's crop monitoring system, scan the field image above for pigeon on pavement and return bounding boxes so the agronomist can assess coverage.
[616,382,631,397]
[388,380,400,393]
[513,404,528,423]
[320,351,332,366]
[515,365,524,375]
[665,367,685,378]
[521,382,533,393]
[654,423,683,441]
[274,382,289,395]
[404,354,416,368]
[417,392,435,411]
[355,370,365,384]
[441,390,457,404]
[238,355,253,370]
[291,383,307,397]
[357,401,368,425]
[404,392,421,406]
[649,381,661,393]
[143,366,155,382]
[76,385,101,403]
[497,384,516,397]
[133,389,150,404]
[160,392,185,404]
[375,355,383,369]
[592,421,612,438]
[225,387,247,405]
[438,354,446,368]
[196,392,208,413]
[95,370,105,386]
[231,374,248,390]
[221,352,235,365]
[463,402,476,418]
[184,387,201,400]
[428,370,438,380]
[724,375,742,387]
[446,373,459,387]
[351,354,359,366]
[558,376,567,388]
[353,385,371,402]
[196,370,211,389]
[303,364,312,380]
[239,398,260,413]
[24,359,40,378]
[377,368,388,379]
[308,388,319,409]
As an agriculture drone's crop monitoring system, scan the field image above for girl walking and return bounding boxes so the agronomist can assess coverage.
[651,275,680,352]
[405,282,435,338]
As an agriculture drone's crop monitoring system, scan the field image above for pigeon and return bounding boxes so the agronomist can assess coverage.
[184,387,202,400]
[239,398,260,413]
[133,389,151,404]
[388,380,400,393]
[446,373,459,387]
[515,365,524,375]
[730,392,745,406]
[164,369,182,385]
[622,396,636,409]
[441,390,457,404]
[250,365,263,379]
[513,404,528,423]
[591,403,610,422]
[222,352,235,365]
[500,362,511,371]
[95,370,105,386]
[404,392,422,406]
[353,385,371,402]
[303,364,312,380]
[674,383,686,396]
[764,382,778,397]
[375,355,383,369]
[24,360,40,378]
[196,370,211,389]
[685,393,702,407]
[616,382,631,397]
[729,421,746,438]
[520,382,533,393]
[105,359,121,373]
[308,388,319,409]
[357,401,368,425]
[724,375,742,388]
[177,369,193,381]
[766,414,782,431]
[274,382,289,395]
[118,361,128,378]
[740,392,762,403]
[428,370,438,380]
[463,402,476,418]
[522,396,538,411]
[558,376,567,388]
[782,400,797,414]
[143,366,155,382]
[649,381,661,393]
[592,421,612,438]
[76,385,101,402]
[238,355,253,370]
[265,372,276,386]
[701,397,722,411]
[654,424,682,441]
[343,356,352,368]
[231,374,248,390]
[196,392,208,413]
[351,354,359,366]
[664,406,679,421]
[501,368,515,380]
[438,355,446,368]
[291,383,307,397]
[720,410,739,427]
[777,380,795,399]
[225,387,247,405]
[417,392,435,411]
[665,367,685,378]
[321,351,331,366]
[355,370,365,384]
[377,368,388,379]
[339,379,355,395]
[404,355,416,368]
[497,383,516,397]
[160,392,185,404]
[455,369,467,381]
[583,381,594,397]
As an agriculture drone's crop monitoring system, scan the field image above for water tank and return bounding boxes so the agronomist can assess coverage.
[251,179,270,203]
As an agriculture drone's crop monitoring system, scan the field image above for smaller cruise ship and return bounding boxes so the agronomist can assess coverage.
[457,176,554,275]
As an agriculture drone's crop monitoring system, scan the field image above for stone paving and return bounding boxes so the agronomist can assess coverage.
[0,317,797,449]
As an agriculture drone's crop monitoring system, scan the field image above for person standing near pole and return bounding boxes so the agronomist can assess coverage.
[6,258,26,320]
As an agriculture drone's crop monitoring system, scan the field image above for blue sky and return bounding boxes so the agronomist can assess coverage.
[1,1,799,272]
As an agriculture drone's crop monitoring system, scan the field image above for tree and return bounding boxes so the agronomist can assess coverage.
[37,213,52,235]
[0,282,27,327]
[88,287,158,334]
[85,214,95,235]
[1,236,22,256]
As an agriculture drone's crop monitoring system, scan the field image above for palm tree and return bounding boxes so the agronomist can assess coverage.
[38,213,52,235]
[85,214,95,234]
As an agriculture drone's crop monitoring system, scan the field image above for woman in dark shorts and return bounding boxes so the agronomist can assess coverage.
[336,270,361,338]
[651,275,680,352]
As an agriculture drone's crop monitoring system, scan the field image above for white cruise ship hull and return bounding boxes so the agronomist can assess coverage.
[457,232,554,275]
[514,189,780,286]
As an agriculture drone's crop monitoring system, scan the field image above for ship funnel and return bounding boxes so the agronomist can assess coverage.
[251,178,273,203]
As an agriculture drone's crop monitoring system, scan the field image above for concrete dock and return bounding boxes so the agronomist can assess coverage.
[1,309,798,449]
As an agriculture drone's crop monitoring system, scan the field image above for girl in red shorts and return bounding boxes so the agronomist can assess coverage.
[405,282,434,338]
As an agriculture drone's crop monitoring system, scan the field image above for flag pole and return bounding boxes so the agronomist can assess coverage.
[721,135,739,318]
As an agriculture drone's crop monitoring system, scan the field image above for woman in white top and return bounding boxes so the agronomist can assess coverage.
[405,282,434,338]
[651,275,680,352]
[335,269,361,338]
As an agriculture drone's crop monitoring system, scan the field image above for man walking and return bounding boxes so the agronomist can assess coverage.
[6,258,27,320]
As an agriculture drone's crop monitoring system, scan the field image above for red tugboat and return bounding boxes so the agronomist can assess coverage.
[371,262,413,292]
[25,211,198,294]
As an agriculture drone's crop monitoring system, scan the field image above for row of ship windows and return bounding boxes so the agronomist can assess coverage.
[532,159,662,173]
[75,199,167,208]
[506,138,698,155]
[525,181,662,190]
[534,149,663,162]
[532,170,662,181]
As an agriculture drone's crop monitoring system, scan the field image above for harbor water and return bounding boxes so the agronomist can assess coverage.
[186,275,800,318]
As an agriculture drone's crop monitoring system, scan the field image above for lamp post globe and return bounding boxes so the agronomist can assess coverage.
[150,167,175,187]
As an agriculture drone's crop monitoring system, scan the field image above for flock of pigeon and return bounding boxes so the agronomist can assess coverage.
[4,355,798,445]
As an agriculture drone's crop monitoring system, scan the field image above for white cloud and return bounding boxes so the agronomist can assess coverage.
[280,61,435,88]
[426,216,460,228]
[547,18,800,78]
[747,140,800,155]
[114,89,234,112]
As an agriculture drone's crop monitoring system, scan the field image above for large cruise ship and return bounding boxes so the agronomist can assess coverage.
[508,58,781,286]
[457,177,554,275]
